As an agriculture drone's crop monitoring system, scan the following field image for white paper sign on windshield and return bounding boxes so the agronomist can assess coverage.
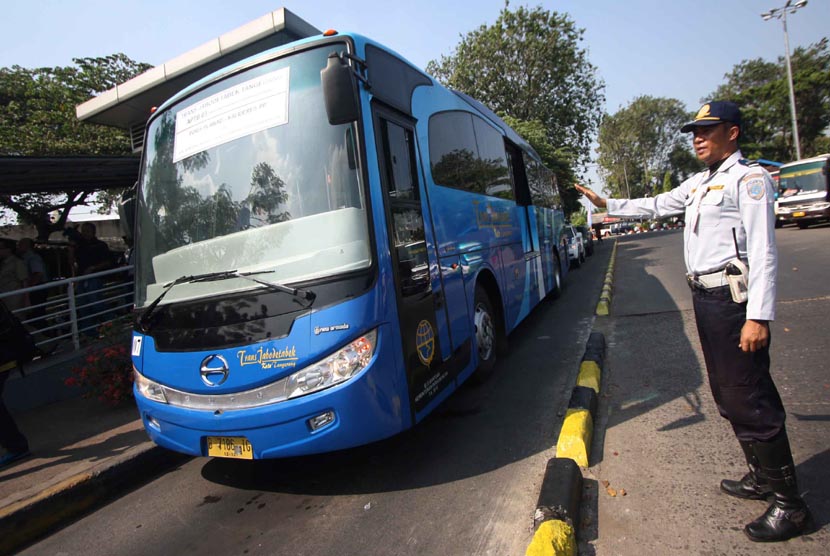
[173,67,290,163]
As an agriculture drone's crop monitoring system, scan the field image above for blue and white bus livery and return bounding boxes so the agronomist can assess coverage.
[130,31,568,459]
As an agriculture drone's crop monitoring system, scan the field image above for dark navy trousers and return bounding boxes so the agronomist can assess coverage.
[692,286,786,442]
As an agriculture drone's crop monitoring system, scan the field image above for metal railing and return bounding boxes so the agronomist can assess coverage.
[0,266,135,355]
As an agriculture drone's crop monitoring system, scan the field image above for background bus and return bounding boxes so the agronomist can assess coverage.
[129,31,568,459]
[775,154,830,229]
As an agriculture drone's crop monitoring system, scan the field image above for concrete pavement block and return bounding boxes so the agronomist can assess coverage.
[556,408,593,467]
[526,518,576,556]
[568,385,598,418]
[576,361,601,393]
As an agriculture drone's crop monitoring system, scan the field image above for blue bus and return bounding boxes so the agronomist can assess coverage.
[130,30,569,459]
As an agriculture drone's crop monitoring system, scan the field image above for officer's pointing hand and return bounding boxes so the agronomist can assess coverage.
[574,184,607,209]
[739,320,769,353]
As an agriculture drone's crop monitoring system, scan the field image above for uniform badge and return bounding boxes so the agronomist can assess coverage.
[742,173,766,200]
[695,104,711,120]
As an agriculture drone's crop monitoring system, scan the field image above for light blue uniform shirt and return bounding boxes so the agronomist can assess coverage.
[606,150,777,321]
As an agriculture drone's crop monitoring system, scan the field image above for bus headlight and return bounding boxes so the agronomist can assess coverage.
[134,367,168,403]
[131,329,377,409]
[286,329,377,399]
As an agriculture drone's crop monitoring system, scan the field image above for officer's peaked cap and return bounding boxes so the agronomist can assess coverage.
[680,101,742,133]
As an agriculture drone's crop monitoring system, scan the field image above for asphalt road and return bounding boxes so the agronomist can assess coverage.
[19,242,612,556]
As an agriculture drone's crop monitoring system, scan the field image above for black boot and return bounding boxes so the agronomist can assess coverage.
[744,431,813,542]
[720,440,771,500]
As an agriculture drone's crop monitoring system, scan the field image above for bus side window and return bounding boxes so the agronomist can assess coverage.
[506,142,530,206]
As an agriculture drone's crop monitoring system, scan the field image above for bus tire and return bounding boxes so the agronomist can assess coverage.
[472,286,498,381]
[550,253,563,299]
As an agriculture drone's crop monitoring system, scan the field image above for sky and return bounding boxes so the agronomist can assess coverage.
[2,0,829,194]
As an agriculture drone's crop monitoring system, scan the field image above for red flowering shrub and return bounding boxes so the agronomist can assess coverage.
[65,321,134,406]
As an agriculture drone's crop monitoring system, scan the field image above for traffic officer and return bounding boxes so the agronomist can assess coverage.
[575,101,812,542]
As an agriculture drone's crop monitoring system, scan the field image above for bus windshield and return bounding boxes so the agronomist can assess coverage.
[778,160,827,197]
[134,45,369,307]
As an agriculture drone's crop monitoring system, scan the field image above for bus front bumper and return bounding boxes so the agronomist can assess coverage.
[134,351,408,459]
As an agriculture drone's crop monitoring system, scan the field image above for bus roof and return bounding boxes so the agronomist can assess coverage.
[779,153,830,170]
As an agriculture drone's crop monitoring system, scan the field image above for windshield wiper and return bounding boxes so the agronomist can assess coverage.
[138,270,316,331]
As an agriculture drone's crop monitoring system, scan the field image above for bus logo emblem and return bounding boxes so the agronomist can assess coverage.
[200,355,230,387]
[416,320,435,366]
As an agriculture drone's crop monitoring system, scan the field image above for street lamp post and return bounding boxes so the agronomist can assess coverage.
[762,0,808,161]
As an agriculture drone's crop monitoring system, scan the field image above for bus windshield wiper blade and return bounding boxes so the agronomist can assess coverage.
[235,274,316,304]
[138,270,315,331]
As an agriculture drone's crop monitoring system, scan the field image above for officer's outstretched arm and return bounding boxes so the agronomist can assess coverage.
[574,184,607,209]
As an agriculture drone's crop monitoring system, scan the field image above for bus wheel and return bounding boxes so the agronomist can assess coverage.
[550,254,563,299]
[473,286,497,377]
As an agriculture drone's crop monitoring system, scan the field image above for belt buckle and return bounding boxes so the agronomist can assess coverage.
[686,274,703,291]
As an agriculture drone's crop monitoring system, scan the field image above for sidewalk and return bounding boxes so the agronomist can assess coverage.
[0,369,187,555]
[579,233,828,555]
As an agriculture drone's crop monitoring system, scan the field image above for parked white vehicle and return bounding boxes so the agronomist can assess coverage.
[563,224,585,268]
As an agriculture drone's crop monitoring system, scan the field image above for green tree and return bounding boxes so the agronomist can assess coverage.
[710,38,830,162]
[0,54,152,239]
[596,96,697,198]
[569,206,587,227]
[426,3,604,171]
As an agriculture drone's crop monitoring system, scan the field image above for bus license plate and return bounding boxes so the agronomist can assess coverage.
[793,211,806,218]
[206,436,253,459]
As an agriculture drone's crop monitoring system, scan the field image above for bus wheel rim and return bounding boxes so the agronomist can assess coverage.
[474,303,495,361]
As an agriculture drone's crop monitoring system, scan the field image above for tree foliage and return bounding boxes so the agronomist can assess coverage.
[426,3,604,176]
[709,38,830,162]
[596,96,699,198]
[0,54,152,239]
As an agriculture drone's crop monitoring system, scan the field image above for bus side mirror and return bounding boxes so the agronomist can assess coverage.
[118,183,137,241]
[321,52,360,125]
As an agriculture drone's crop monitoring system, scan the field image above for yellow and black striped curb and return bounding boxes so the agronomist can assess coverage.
[596,241,617,316]
[526,332,606,556]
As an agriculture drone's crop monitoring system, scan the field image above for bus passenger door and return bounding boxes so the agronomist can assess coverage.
[374,109,465,418]
[506,143,544,316]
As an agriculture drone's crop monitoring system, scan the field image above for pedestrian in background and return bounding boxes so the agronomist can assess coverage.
[16,238,49,330]
[575,101,812,542]
[0,239,28,313]
[64,224,113,337]
[0,302,35,469]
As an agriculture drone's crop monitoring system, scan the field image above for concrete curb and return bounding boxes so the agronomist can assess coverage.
[527,332,606,556]
[596,240,617,316]
[0,443,189,555]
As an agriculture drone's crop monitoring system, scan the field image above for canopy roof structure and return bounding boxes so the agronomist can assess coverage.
[76,8,319,152]
[2,9,319,199]
[0,156,139,195]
